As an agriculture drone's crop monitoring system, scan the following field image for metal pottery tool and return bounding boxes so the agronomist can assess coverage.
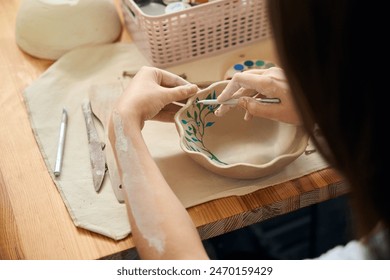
[82,100,106,192]
[54,108,68,177]
[196,97,281,105]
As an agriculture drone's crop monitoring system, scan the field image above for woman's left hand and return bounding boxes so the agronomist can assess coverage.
[215,67,302,125]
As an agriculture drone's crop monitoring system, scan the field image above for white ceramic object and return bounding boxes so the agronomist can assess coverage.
[174,81,309,179]
[15,0,122,60]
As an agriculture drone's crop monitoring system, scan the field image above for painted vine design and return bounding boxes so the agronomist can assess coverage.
[180,90,227,165]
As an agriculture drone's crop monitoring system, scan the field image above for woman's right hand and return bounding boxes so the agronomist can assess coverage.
[215,67,302,125]
[114,66,198,129]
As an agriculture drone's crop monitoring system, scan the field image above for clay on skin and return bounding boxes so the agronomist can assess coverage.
[112,111,166,255]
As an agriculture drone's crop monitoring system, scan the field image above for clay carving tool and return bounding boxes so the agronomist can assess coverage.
[54,108,68,177]
[89,84,124,203]
[82,100,106,192]
[196,97,281,105]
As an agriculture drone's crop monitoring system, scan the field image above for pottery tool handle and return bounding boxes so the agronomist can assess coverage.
[54,108,68,177]
[197,97,281,105]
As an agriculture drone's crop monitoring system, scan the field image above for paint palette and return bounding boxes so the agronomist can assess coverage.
[223,59,277,80]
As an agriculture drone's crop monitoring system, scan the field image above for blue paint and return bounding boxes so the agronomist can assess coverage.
[244,60,254,67]
[233,64,245,71]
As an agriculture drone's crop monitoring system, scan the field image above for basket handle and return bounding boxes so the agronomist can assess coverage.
[122,0,139,25]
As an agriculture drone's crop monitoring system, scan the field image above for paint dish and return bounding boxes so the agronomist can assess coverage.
[174,81,309,179]
[224,59,277,80]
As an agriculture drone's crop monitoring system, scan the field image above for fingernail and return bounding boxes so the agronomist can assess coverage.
[214,108,221,116]
[185,84,198,94]
[244,111,253,121]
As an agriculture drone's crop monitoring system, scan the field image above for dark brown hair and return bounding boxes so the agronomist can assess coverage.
[267,0,388,257]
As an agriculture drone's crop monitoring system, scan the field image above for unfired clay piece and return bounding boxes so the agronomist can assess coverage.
[175,81,309,179]
[15,0,122,60]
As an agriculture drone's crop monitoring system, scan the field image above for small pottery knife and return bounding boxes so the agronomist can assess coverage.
[81,100,106,192]
[88,84,125,203]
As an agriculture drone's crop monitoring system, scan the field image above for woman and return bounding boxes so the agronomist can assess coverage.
[108,0,389,259]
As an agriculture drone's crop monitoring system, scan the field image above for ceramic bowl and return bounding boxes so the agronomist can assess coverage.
[174,81,309,179]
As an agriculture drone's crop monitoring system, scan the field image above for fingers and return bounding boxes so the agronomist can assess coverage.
[218,67,286,100]
[136,66,191,87]
[159,69,192,87]
[217,73,274,102]
[231,88,258,99]
[152,85,197,122]
[241,68,268,75]
[161,84,198,103]
[214,104,234,116]
[262,67,286,81]
[130,66,198,106]
[238,96,302,125]
[239,97,279,120]
[215,67,289,118]
[138,66,198,102]
[245,67,285,80]
[244,110,253,121]
[215,74,274,116]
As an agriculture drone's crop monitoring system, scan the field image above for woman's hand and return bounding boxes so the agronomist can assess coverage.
[115,66,198,129]
[107,66,209,259]
[215,67,302,125]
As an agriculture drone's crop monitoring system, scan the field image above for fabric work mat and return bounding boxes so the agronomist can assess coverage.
[23,42,329,240]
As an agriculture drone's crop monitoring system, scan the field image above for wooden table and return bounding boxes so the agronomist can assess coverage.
[0,0,348,260]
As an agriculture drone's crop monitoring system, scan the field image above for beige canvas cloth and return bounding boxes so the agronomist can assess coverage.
[23,42,329,240]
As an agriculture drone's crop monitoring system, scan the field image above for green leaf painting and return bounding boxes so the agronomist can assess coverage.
[181,91,227,165]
